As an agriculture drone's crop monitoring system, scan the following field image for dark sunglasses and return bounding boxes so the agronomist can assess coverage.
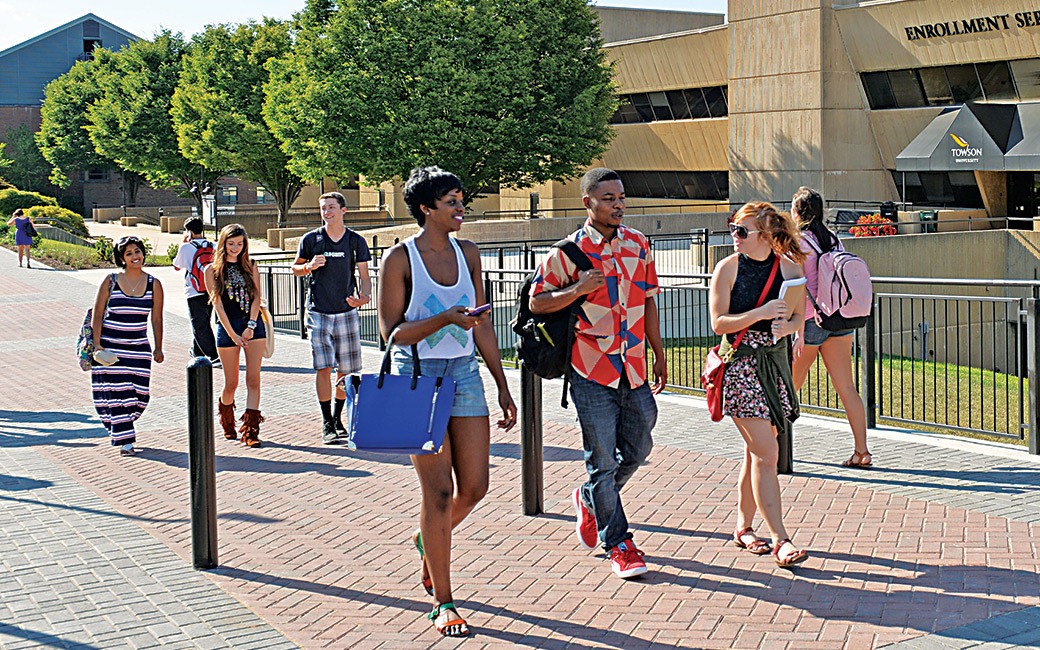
[728,222,760,240]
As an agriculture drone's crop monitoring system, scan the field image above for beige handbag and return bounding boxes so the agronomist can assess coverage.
[93,348,119,366]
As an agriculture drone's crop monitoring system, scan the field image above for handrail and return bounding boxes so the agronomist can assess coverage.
[34,218,92,239]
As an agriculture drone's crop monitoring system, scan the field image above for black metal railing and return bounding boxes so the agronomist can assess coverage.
[258,250,1040,452]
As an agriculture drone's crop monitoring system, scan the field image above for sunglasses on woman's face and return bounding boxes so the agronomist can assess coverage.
[728,222,760,240]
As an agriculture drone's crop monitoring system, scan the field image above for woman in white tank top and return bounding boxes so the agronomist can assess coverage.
[378,167,517,638]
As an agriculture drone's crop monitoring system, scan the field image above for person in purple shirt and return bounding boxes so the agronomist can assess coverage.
[7,209,35,268]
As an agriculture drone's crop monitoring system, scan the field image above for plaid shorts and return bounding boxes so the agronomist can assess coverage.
[307,309,362,373]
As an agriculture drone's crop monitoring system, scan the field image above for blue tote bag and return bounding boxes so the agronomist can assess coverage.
[338,335,455,455]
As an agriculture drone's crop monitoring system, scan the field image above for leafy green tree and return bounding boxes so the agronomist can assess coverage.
[36,54,144,205]
[264,0,617,201]
[2,124,56,194]
[172,20,305,227]
[0,143,11,186]
[86,32,220,214]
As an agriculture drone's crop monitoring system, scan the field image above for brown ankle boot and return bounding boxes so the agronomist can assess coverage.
[239,409,264,448]
[218,400,237,440]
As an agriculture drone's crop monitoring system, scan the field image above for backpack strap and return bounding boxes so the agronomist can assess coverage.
[801,231,828,317]
[552,239,593,408]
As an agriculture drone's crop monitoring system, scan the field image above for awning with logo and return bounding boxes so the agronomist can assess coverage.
[895,102,1014,172]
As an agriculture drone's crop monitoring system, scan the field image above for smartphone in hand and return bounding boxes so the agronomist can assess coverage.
[466,303,491,316]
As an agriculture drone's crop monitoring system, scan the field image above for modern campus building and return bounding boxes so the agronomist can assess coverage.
[482,0,1040,223]
[6,3,1040,226]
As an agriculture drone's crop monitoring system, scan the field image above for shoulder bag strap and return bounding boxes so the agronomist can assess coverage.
[730,255,780,351]
[554,239,594,409]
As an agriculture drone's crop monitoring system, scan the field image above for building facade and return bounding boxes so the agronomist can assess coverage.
[502,0,1040,220]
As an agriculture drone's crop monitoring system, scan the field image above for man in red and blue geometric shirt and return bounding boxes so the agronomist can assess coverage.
[530,167,668,579]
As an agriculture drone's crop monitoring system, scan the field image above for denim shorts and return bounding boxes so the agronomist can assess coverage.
[216,315,267,348]
[803,318,853,346]
[391,349,489,418]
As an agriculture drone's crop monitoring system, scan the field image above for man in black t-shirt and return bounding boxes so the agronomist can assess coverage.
[291,192,373,443]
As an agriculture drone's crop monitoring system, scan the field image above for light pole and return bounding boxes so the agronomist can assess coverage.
[203,182,218,233]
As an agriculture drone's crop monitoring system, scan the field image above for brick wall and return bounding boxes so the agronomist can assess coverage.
[0,107,41,141]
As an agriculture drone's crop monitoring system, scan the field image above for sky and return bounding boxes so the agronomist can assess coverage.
[0,0,728,52]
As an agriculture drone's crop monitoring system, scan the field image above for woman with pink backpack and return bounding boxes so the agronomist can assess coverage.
[790,187,872,468]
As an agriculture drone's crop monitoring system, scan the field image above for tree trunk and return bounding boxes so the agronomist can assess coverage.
[273,180,305,229]
[124,171,142,207]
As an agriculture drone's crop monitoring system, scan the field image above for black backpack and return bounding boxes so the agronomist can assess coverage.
[512,239,593,407]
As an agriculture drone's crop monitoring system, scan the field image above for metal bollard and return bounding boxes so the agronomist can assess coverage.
[520,366,544,515]
[187,357,218,569]
[862,306,878,429]
[297,275,308,339]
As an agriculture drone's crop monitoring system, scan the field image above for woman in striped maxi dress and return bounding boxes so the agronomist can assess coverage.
[90,236,164,456]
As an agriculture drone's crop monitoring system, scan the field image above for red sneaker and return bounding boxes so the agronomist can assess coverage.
[610,540,647,579]
[572,487,597,550]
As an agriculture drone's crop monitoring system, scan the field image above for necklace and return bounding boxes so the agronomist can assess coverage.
[122,273,146,296]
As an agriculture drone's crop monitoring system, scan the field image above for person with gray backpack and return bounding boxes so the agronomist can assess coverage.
[790,187,873,468]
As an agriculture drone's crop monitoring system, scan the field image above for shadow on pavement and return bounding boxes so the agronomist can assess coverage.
[644,552,1038,639]
[0,494,188,524]
[0,475,53,491]
[800,461,1040,495]
[0,622,103,650]
[138,446,374,479]
[489,442,584,462]
[0,410,105,448]
[217,511,282,524]
[210,566,681,650]
[537,510,730,543]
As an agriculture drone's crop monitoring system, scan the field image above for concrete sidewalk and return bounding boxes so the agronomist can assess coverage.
[1,247,1039,649]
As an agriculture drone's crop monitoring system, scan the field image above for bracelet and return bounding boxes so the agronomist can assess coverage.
[247,320,257,329]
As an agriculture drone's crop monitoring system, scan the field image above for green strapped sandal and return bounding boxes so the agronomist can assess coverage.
[429,602,469,637]
[412,530,433,596]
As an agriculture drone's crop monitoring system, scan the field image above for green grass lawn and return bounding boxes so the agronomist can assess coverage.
[22,239,173,270]
[648,342,1026,446]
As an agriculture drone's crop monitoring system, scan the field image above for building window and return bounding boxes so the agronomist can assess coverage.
[945,64,984,103]
[918,67,953,105]
[977,61,1015,100]
[255,186,276,204]
[616,170,728,201]
[888,69,927,108]
[610,85,728,124]
[862,72,897,109]
[863,58,1037,109]
[217,185,238,205]
[890,170,984,208]
[614,97,641,124]
[647,92,673,121]
[1011,58,1040,99]
[84,169,109,182]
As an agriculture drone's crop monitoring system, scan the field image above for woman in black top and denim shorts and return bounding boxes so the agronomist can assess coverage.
[206,224,267,448]
[708,201,809,568]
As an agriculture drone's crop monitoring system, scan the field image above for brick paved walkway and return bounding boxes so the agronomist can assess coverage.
[1,247,1039,650]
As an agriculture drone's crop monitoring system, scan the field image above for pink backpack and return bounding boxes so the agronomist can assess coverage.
[805,235,872,331]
